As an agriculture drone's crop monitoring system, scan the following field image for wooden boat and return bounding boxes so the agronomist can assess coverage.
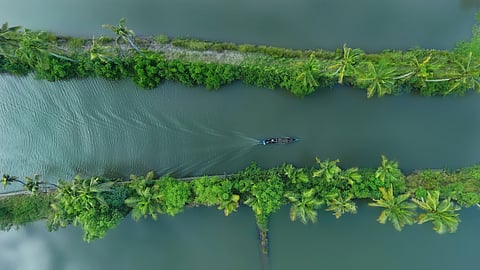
[260,137,299,145]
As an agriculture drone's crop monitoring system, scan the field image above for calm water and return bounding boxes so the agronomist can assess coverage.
[0,0,479,269]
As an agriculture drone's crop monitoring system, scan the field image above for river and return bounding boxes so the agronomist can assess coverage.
[0,0,479,269]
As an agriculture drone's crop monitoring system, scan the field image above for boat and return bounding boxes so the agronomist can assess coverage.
[259,137,299,145]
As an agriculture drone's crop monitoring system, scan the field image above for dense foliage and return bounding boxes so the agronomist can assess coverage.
[1,15,480,97]
[2,156,480,247]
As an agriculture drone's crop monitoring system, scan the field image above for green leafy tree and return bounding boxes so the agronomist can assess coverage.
[192,176,240,216]
[368,186,417,231]
[329,44,364,84]
[411,190,461,234]
[285,188,323,224]
[48,177,125,242]
[156,176,190,216]
[242,170,285,231]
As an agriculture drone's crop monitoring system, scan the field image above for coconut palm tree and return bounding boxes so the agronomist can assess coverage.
[285,188,324,224]
[125,175,162,221]
[15,30,73,68]
[313,158,341,183]
[443,52,480,94]
[88,36,114,62]
[394,53,432,81]
[329,44,364,84]
[291,54,320,96]
[368,186,417,231]
[325,194,357,219]
[72,176,114,209]
[375,155,400,183]
[218,194,240,216]
[102,18,143,55]
[356,61,397,98]
[1,173,25,187]
[0,22,22,58]
[411,190,461,234]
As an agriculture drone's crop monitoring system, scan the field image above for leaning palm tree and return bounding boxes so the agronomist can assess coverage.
[15,30,73,67]
[0,22,22,58]
[356,61,398,98]
[328,43,364,84]
[102,18,143,55]
[394,53,432,82]
[285,188,324,224]
[88,36,114,62]
[1,173,25,187]
[411,190,461,234]
[368,186,417,231]
[443,52,480,94]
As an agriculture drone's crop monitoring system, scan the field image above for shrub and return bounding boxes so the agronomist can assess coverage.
[132,52,166,89]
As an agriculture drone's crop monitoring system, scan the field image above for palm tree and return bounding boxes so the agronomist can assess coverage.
[411,190,461,234]
[1,173,25,187]
[356,61,397,98]
[368,186,417,231]
[218,194,240,216]
[0,22,22,58]
[24,174,43,194]
[125,175,162,221]
[443,52,480,94]
[285,188,324,224]
[325,194,357,219]
[283,163,309,189]
[394,53,432,81]
[88,36,114,62]
[72,176,114,209]
[15,30,73,68]
[102,18,143,55]
[375,155,399,183]
[329,44,364,84]
[313,158,341,183]
[293,55,320,94]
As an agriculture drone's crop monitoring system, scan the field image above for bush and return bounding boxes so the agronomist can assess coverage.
[132,53,167,89]
[34,55,78,81]
[0,194,54,230]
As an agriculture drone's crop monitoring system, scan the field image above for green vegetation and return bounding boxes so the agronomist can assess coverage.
[2,156,479,253]
[2,15,480,97]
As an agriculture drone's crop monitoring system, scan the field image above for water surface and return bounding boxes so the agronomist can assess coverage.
[0,0,479,269]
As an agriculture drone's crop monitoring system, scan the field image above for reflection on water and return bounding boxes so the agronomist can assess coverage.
[1,205,480,270]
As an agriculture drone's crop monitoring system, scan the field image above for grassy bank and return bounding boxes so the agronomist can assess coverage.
[2,156,479,253]
[1,15,480,97]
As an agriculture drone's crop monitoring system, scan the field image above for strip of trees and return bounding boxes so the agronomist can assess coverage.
[1,15,480,97]
[2,156,479,253]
